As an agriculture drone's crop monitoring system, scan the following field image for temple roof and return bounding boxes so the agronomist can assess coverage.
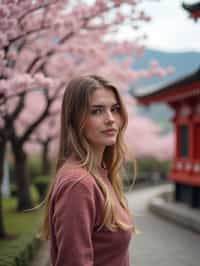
[182,1,200,12]
[134,66,200,101]
[182,1,200,20]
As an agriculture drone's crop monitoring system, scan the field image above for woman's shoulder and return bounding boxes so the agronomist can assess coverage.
[54,163,96,194]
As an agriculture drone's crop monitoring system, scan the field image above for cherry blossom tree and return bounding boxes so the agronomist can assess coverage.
[28,115,58,176]
[125,112,174,160]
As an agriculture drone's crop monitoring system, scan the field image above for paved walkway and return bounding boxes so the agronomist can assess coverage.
[127,184,199,266]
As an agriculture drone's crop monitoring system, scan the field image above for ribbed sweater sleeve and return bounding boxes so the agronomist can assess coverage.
[52,177,96,266]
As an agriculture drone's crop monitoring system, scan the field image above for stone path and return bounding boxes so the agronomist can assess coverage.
[127,184,200,266]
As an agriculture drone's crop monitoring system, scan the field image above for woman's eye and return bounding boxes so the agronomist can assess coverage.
[91,109,102,115]
[112,106,120,113]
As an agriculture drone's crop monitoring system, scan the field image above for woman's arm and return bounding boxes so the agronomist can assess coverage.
[53,178,95,266]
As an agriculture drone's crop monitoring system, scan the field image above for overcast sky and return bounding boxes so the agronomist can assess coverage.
[117,0,200,52]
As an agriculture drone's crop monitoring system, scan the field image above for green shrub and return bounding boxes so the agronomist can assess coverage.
[0,197,43,266]
[30,185,40,204]
[10,184,17,198]
[122,157,172,188]
[9,185,39,204]
[8,162,15,184]
[28,156,42,180]
[34,175,50,201]
[137,157,172,178]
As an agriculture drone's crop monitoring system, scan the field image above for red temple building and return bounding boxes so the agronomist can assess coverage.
[182,1,200,21]
[134,67,200,208]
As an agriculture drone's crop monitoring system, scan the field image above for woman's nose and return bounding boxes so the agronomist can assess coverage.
[105,110,114,123]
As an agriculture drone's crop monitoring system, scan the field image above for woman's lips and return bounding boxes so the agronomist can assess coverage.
[102,129,117,135]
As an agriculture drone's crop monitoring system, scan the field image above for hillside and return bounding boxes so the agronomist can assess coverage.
[133,49,200,89]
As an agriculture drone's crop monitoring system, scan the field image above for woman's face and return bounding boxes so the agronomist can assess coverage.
[83,88,123,151]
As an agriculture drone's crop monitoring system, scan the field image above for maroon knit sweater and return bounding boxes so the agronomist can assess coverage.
[49,164,133,266]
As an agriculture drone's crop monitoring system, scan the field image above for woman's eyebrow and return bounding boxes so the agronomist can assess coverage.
[91,103,119,108]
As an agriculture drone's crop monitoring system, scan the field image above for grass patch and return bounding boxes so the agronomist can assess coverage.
[0,187,43,266]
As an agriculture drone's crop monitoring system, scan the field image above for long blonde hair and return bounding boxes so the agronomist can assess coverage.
[42,74,135,239]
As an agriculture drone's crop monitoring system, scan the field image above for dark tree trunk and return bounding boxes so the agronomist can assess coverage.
[0,139,7,238]
[41,142,51,176]
[12,144,33,211]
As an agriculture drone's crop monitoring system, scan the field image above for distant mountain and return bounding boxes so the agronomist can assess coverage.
[133,48,200,89]
[131,49,200,133]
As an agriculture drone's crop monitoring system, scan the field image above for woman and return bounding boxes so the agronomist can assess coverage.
[42,74,135,266]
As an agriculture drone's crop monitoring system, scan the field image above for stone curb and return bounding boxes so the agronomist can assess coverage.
[148,189,200,234]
